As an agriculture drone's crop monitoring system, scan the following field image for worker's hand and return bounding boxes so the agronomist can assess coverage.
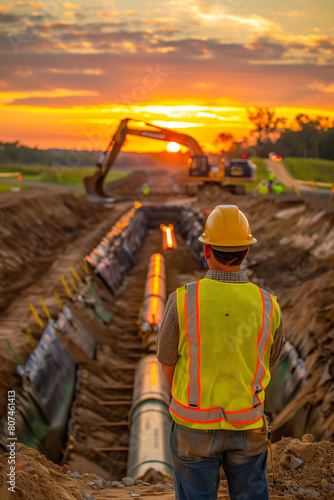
[160,363,175,391]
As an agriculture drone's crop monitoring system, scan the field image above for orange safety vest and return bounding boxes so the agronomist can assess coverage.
[170,279,281,430]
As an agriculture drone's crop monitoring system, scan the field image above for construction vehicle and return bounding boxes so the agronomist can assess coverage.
[84,118,256,200]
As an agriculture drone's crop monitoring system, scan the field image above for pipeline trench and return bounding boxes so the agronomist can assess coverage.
[65,223,204,480]
[0,190,333,499]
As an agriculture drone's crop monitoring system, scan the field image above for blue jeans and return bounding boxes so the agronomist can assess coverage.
[169,421,269,500]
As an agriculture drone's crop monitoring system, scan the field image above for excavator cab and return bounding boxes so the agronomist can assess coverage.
[187,155,225,182]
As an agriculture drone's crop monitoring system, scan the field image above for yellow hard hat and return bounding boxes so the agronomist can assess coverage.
[198,205,257,249]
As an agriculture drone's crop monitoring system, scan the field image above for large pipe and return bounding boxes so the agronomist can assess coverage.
[127,253,172,481]
[140,253,166,352]
[127,355,172,480]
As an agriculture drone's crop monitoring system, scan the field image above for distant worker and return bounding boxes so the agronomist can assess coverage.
[272,181,284,195]
[267,169,275,192]
[258,180,269,195]
[157,205,284,500]
[142,184,150,196]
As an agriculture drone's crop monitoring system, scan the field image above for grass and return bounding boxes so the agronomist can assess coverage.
[244,158,268,192]
[283,158,334,186]
[0,183,30,193]
[0,164,129,188]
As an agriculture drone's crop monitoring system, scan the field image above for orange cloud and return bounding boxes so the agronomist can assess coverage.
[62,2,80,9]
[63,11,76,19]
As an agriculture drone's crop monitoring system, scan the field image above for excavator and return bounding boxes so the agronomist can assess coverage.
[84,118,256,201]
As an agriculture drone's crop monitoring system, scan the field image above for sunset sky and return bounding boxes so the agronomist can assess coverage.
[1,0,334,153]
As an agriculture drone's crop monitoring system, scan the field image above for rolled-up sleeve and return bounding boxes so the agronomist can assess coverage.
[269,310,285,368]
[156,292,180,366]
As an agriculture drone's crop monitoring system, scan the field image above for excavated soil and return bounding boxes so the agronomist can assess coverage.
[0,190,106,312]
[0,190,132,417]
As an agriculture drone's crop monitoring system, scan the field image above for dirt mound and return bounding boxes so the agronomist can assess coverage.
[106,170,148,193]
[1,437,333,499]
[266,434,334,499]
[106,167,188,197]
[0,190,105,312]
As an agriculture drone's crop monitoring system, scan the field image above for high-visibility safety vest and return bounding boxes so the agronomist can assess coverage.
[170,279,281,430]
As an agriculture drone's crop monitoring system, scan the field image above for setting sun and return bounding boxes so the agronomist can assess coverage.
[166,142,181,153]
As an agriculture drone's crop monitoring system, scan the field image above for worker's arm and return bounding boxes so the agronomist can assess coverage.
[269,309,285,368]
[160,363,175,390]
[156,292,179,392]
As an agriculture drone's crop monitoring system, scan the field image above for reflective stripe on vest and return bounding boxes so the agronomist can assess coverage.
[171,281,274,425]
[251,288,274,407]
[184,281,201,407]
[169,397,264,425]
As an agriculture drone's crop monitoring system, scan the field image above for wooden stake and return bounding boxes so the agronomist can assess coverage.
[29,303,45,330]
[23,326,36,348]
[71,267,81,283]
[61,277,73,298]
[97,421,129,427]
[93,447,129,453]
[54,291,63,310]
[99,400,132,406]
[66,275,77,291]
[39,298,51,320]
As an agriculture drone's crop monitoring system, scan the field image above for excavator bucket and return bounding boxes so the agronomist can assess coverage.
[83,172,116,204]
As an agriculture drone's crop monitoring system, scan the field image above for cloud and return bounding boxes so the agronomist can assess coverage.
[62,2,79,9]
[0,12,22,23]
[97,10,123,19]
[151,120,204,128]
[140,17,177,26]
[308,82,334,93]
[63,11,76,19]
[0,4,334,111]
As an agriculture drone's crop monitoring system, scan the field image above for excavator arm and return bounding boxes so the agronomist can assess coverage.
[84,118,203,200]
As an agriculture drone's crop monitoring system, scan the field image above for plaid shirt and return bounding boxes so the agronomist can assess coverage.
[156,270,284,367]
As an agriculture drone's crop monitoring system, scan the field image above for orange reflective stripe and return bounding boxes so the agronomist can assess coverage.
[259,294,274,391]
[196,281,201,407]
[170,397,264,425]
[251,288,273,407]
[251,289,265,406]
[186,282,200,408]
[183,288,191,405]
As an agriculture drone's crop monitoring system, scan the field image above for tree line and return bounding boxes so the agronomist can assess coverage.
[216,108,334,160]
[0,141,99,166]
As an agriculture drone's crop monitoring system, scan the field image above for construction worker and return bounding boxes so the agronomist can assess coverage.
[258,180,269,195]
[142,184,150,196]
[272,181,284,195]
[157,205,284,500]
[267,170,275,192]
